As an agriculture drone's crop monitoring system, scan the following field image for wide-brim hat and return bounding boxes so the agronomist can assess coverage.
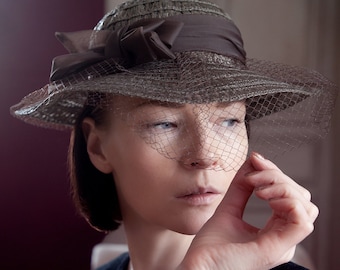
[10,0,337,159]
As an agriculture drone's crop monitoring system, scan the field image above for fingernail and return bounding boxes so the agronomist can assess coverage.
[253,152,265,160]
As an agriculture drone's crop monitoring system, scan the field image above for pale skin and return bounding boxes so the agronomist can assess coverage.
[83,96,318,270]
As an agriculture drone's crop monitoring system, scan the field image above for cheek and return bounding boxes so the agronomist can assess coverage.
[221,133,248,171]
[112,148,180,228]
[107,133,173,199]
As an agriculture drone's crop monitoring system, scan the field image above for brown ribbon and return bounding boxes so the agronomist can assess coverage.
[50,14,246,81]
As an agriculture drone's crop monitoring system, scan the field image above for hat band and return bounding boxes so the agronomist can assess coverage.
[50,14,246,81]
[166,15,246,61]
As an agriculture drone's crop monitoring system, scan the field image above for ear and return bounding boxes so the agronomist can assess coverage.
[82,118,113,174]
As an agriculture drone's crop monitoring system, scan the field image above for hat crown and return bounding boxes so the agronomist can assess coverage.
[95,0,231,31]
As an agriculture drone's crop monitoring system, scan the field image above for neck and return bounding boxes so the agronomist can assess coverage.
[123,221,194,270]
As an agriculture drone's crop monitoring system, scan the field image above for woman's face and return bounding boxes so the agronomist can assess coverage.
[93,96,248,235]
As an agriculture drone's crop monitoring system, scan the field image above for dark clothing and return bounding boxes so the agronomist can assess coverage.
[97,253,130,270]
[96,252,309,270]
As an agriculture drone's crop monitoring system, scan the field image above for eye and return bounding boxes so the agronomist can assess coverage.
[152,121,178,130]
[221,118,240,127]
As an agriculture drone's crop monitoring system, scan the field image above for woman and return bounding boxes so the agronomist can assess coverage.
[10,0,337,269]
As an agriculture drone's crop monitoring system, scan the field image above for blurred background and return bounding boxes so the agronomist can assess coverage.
[1,0,339,269]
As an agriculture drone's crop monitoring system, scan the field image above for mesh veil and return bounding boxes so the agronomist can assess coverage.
[9,0,338,172]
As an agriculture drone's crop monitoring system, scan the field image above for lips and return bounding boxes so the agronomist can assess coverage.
[176,187,222,206]
[178,186,220,196]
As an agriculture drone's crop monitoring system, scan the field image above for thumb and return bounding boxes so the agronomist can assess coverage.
[216,153,258,218]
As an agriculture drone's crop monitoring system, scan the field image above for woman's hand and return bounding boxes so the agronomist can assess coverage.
[178,152,319,270]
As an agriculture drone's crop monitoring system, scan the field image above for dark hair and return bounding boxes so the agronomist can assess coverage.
[68,104,122,232]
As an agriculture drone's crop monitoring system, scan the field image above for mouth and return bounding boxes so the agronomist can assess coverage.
[176,187,222,206]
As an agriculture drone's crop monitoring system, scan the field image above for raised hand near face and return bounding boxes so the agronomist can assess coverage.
[178,152,319,270]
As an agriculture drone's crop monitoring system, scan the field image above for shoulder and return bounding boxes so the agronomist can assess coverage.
[271,262,309,270]
[96,252,130,270]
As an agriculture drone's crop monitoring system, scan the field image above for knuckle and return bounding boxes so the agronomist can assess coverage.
[305,221,315,235]
[309,203,320,220]
[302,189,312,201]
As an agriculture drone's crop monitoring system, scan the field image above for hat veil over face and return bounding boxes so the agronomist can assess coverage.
[10,0,337,162]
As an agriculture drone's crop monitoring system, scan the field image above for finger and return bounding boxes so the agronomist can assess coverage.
[248,153,312,201]
[216,156,256,218]
[246,154,319,222]
[246,169,318,222]
[254,180,313,207]
[252,172,312,203]
[266,198,315,234]
[258,198,315,257]
[250,152,281,172]
[249,170,311,201]
[261,185,319,223]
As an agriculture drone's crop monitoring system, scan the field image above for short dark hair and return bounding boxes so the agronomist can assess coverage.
[68,104,122,232]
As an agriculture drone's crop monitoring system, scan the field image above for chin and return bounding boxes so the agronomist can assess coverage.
[171,213,213,235]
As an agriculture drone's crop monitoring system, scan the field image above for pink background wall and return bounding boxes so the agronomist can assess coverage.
[1,1,105,269]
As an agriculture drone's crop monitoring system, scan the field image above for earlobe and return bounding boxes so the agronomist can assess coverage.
[82,118,113,174]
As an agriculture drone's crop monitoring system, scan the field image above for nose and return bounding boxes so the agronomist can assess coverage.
[184,157,218,170]
[180,124,220,170]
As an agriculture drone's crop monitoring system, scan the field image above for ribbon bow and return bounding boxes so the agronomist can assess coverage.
[50,19,184,81]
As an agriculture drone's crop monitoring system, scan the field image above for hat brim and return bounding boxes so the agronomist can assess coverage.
[10,51,336,132]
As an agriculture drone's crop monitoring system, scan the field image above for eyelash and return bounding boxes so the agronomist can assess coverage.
[152,121,178,130]
[221,118,241,127]
[149,118,241,130]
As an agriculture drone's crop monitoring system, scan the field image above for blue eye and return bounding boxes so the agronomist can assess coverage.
[153,122,177,130]
[222,119,239,127]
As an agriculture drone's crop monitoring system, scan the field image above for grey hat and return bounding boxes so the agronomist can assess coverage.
[10,0,337,159]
